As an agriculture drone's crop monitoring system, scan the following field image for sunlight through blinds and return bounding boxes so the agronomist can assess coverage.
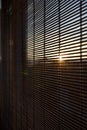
[23,0,87,129]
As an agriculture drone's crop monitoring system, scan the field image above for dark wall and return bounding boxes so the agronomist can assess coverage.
[1,0,11,129]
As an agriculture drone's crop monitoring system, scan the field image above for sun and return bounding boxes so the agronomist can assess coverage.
[59,55,63,61]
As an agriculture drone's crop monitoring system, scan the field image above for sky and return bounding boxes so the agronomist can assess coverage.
[26,0,87,63]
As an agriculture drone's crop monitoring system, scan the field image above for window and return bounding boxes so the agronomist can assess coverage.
[23,0,87,129]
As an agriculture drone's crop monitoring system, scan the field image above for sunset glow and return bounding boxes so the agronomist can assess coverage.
[59,55,63,61]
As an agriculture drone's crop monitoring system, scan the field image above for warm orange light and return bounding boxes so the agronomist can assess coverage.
[59,55,63,61]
